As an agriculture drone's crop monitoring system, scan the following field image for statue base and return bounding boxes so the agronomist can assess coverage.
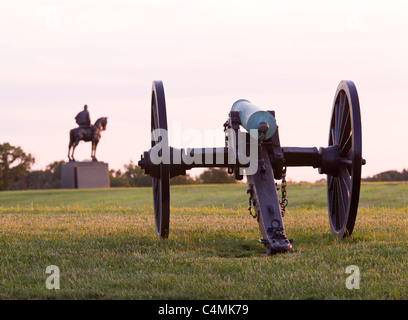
[61,161,110,189]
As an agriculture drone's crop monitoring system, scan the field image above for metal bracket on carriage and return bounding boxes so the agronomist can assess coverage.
[265,213,292,254]
[258,157,266,178]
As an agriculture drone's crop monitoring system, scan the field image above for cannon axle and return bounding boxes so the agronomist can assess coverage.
[139,143,361,180]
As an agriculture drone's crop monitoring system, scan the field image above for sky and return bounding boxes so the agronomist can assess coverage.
[1,0,407,182]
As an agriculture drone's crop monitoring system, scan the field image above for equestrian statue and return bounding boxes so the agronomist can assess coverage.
[68,104,108,162]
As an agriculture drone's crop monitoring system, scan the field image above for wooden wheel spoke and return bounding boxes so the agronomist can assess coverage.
[153,178,160,210]
[333,181,341,229]
[329,126,334,144]
[339,158,352,168]
[339,107,351,149]
[334,103,339,144]
[152,128,159,145]
[329,179,338,227]
[339,166,351,194]
[151,105,159,145]
[339,167,351,214]
[340,134,352,157]
[328,176,334,191]
[335,92,345,144]
[336,179,346,228]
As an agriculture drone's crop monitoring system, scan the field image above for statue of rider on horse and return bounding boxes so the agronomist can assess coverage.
[68,105,108,162]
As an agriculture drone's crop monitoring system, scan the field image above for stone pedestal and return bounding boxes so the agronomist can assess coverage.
[61,162,110,189]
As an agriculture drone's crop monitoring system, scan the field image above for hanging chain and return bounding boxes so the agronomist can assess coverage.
[247,185,257,219]
[247,168,287,219]
[280,167,288,217]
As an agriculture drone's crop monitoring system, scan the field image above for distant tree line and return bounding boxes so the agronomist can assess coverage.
[0,143,236,191]
[0,142,36,190]
[363,169,408,182]
[109,161,236,187]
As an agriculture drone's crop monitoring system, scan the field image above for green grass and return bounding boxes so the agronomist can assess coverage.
[0,182,408,299]
[0,184,248,208]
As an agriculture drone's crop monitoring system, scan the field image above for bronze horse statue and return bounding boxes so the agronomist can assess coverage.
[68,117,108,162]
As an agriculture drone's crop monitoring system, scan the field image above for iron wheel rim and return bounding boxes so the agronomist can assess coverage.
[151,81,170,239]
[327,80,362,238]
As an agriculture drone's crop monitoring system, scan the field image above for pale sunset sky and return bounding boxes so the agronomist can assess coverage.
[1,0,407,181]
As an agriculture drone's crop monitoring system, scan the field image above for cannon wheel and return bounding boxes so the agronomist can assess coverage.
[151,81,170,239]
[327,80,362,238]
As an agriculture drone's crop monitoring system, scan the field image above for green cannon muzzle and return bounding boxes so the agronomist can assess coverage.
[231,99,277,140]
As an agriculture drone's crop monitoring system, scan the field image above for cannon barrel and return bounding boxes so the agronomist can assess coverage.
[231,99,277,140]
[138,146,252,179]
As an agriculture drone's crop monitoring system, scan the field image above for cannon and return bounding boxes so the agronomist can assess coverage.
[138,80,366,255]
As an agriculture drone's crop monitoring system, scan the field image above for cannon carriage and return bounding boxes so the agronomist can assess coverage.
[138,80,366,255]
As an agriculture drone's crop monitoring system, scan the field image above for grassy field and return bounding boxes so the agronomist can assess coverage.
[0,182,407,299]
